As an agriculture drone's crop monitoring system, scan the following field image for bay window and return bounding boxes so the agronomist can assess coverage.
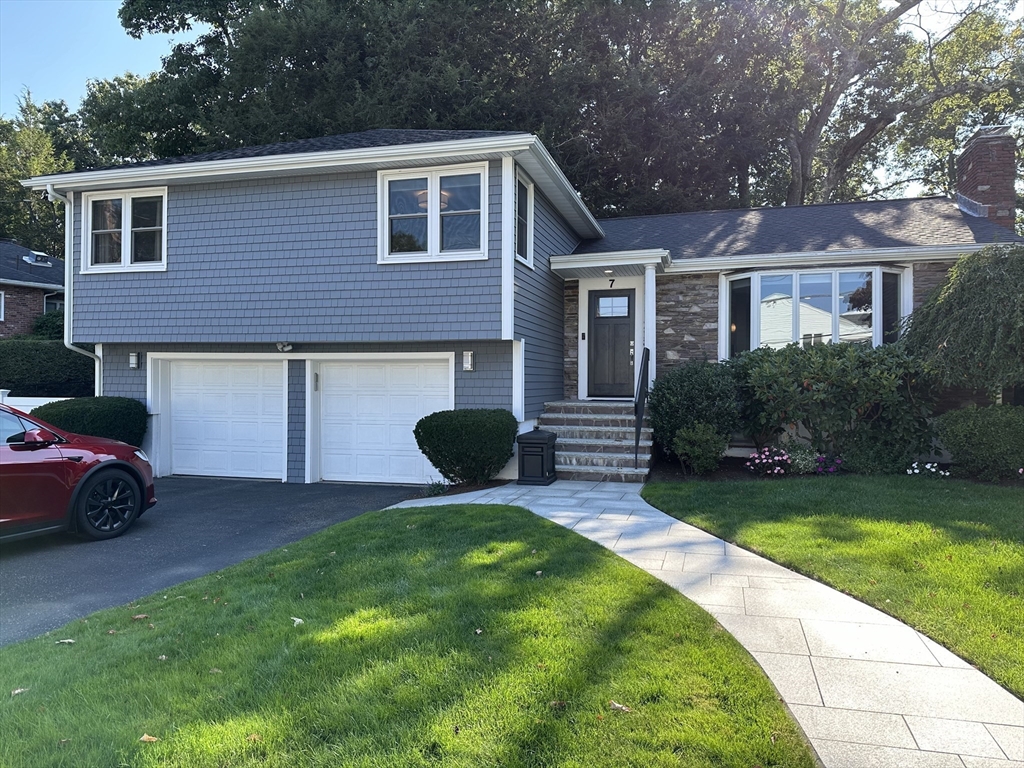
[378,164,487,263]
[83,189,167,272]
[725,267,907,358]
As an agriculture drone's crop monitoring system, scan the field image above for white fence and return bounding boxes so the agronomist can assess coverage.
[0,390,71,413]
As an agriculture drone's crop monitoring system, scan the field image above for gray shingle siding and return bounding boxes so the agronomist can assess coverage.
[514,185,579,418]
[71,161,503,344]
[287,360,305,483]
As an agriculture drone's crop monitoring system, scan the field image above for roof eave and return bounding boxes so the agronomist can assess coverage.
[663,243,998,273]
[0,278,65,291]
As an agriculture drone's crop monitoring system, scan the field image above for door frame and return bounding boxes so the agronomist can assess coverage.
[305,352,456,484]
[577,276,645,400]
[587,288,636,398]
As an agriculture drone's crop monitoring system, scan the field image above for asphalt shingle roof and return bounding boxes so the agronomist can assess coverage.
[574,197,1021,259]
[66,129,529,174]
[0,241,64,288]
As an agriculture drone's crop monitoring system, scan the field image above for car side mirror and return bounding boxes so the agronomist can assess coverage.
[23,428,58,445]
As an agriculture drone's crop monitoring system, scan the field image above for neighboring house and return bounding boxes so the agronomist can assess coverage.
[22,126,1020,484]
[0,240,64,339]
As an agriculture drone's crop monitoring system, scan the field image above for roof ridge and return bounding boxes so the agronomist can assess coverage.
[596,196,952,223]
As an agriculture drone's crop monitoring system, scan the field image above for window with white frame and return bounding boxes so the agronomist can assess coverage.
[726,267,905,358]
[515,172,534,266]
[83,189,167,272]
[377,164,487,263]
[0,291,5,321]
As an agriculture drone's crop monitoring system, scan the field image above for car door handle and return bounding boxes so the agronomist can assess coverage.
[62,456,84,462]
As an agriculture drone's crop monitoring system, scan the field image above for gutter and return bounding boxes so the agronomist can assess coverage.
[0,279,67,291]
[46,184,101,396]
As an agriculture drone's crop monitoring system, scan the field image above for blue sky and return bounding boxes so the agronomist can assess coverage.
[0,0,200,118]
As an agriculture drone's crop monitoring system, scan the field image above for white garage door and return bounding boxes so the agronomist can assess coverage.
[320,360,451,484]
[170,361,284,479]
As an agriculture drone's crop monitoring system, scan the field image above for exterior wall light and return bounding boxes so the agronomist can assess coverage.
[128,352,139,369]
[463,351,475,372]
[276,342,293,352]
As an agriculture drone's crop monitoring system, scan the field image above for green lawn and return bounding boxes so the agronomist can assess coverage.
[0,504,815,768]
[642,476,1024,698]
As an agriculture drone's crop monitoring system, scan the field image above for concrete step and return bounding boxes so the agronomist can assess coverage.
[556,450,651,470]
[542,424,652,442]
[542,400,637,415]
[539,414,645,429]
[555,438,653,454]
[555,465,649,483]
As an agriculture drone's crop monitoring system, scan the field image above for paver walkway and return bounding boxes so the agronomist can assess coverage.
[395,480,1024,768]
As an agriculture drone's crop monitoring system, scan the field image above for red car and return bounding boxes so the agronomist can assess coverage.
[0,403,157,542]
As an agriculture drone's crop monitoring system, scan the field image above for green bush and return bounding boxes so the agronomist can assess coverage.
[0,339,94,397]
[783,441,820,475]
[31,310,64,340]
[672,423,728,475]
[733,343,934,467]
[648,360,739,455]
[32,396,148,447]
[936,405,1024,482]
[413,409,518,485]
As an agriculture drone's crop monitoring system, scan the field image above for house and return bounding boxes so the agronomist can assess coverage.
[0,240,64,338]
[22,126,1020,483]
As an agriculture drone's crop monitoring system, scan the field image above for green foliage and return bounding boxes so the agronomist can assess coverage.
[413,408,518,485]
[903,245,1024,392]
[936,405,1024,482]
[783,441,820,475]
[648,360,739,455]
[733,343,934,464]
[0,340,93,397]
[32,396,148,447]
[31,310,64,340]
[672,423,727,476]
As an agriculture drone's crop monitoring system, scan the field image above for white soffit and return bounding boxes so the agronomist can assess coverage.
[550,249,671,279]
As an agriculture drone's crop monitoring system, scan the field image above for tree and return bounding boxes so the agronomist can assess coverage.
[777,0,1022,206]
[0,96,72,256]
[902,244,1024,393]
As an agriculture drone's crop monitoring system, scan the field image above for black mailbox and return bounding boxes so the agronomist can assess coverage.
[516,427,557,485]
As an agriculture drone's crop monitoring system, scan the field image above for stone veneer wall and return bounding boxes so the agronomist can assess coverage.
[563,281,579,399]
[656,273,720,370]
[913,261,956,308]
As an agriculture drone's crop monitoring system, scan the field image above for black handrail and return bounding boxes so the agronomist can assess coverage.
[634,347,651,469]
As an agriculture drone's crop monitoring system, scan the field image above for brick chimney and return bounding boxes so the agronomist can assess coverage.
[955,125,1017,231]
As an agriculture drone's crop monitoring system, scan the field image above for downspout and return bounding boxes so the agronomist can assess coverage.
[46,184,101,395]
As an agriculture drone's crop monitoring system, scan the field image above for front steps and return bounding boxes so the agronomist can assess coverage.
[536,401,652,482]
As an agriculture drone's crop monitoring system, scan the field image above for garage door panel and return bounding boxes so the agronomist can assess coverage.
[170,361,284,480]
[320,359,451,484]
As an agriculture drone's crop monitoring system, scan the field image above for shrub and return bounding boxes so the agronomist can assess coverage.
[672,423,727,476]
[32,396,148,447]
[31,310,64,340]
[648,360,739,455]
[783,442,820,475]
[732,343,933,462]
[936,405,1024,482]
[413,409,518,485]
[0,339,94,397]
[745,446,791,477]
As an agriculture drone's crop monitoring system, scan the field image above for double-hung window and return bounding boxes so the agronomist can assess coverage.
[83,189,167,272]
[378,164,487,263]
[515,172,535,267]
[725,266,907,358]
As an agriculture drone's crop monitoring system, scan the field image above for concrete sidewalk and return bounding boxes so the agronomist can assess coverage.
[394,480,1024,767]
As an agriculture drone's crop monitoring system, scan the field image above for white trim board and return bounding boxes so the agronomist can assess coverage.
[576,275,647,401]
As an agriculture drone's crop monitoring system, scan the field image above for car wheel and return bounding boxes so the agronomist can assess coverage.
[76,469,141,540]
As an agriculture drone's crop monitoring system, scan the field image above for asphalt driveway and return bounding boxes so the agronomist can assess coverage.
[0,477,419,646]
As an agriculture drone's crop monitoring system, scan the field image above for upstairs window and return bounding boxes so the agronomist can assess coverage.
[515,172,535,267]
[82,189,167,273]
[378,164,487,263]
[726,267,906,358]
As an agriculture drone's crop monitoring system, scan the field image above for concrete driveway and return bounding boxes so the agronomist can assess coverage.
[0,477,419,646]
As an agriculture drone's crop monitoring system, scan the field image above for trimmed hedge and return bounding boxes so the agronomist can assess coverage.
[672,423,727,476]
[31,310,64,340]
[647,360,739,456]
[936,405,1024,482]
[0,340,94,397]
[32,396,148,447]
[414,408,518,485]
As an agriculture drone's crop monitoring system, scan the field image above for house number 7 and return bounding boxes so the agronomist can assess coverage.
[608,279,615,288]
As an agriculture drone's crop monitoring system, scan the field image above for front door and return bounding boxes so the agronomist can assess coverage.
[588,289,635,397]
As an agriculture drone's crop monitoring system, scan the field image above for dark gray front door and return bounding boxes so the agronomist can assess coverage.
[588,289,635,398]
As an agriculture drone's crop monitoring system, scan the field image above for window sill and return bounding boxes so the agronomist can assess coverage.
[515,255,535,270]
[377,252,487,265]
[80,262,167,275]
